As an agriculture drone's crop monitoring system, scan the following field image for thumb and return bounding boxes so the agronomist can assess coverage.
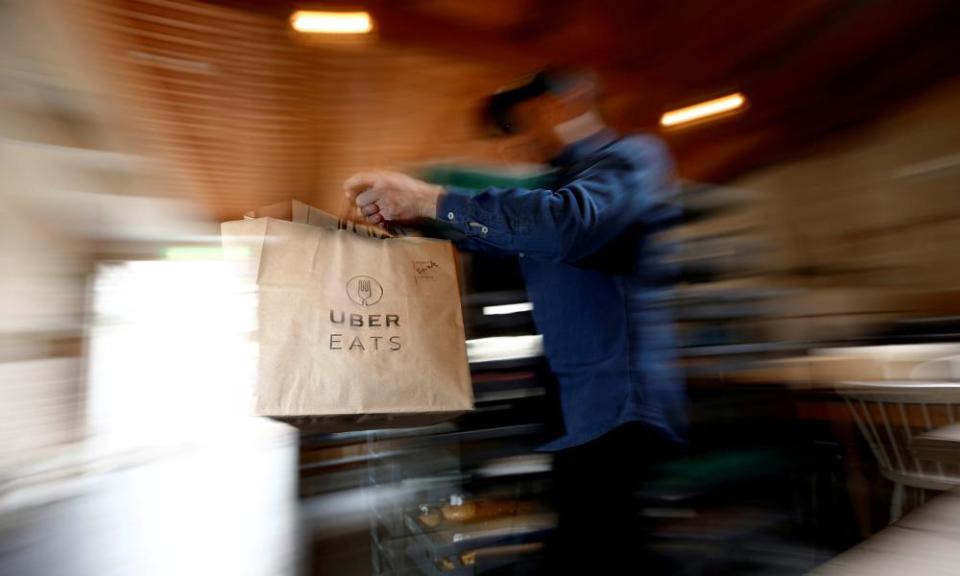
[343,172,380,201]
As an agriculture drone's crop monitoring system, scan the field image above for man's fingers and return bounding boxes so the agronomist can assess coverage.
[365,213,384,225]
[354,188,382,208]
[361,203,380,217]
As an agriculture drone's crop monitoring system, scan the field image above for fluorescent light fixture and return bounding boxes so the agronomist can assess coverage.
[482,302,533,316]
[660,92,746,128]
[290,10,373,34]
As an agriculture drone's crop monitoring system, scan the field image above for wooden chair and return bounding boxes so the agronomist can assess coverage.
[835,381,960,522]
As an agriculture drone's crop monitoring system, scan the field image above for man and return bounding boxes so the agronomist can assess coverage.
[345,69,685,573]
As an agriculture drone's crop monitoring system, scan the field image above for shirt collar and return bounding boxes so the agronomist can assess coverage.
[549,128,618,167]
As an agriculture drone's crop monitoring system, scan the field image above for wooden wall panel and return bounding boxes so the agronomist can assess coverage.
[735,77,960,290]
[76,0,524,220]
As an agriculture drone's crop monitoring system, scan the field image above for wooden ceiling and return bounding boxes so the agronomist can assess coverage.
[75,0,960,220]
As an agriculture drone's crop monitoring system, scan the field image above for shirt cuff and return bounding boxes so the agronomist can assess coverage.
[436,186,490,238]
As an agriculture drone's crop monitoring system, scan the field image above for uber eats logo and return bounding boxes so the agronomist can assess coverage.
[328,275,401,352]
[346,275,383,306]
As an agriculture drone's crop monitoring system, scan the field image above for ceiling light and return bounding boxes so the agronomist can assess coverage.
[660,93,746,128]
[290,10,373,34]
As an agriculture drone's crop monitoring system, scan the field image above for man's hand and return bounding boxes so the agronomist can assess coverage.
[344,171,444,225]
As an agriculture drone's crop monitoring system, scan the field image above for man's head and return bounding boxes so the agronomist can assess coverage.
[482,68,603,162]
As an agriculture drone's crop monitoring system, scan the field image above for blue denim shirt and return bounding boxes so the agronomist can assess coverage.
[438,131,686,451]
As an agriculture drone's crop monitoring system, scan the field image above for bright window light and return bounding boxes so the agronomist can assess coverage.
[660,93,746,128]
[86,259,258,453]
[290,10,373,34]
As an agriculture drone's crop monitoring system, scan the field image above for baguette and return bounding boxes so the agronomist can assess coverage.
[441,499,536,522]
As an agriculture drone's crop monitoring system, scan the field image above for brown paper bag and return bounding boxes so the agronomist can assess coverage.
[222,201,472,429]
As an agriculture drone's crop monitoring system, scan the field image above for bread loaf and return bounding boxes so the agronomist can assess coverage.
[417,509,441,528]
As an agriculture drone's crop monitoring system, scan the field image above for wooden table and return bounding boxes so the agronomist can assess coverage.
[911,423,960,465]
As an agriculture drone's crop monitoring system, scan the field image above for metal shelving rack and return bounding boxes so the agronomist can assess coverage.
[364,284,555,575]
[669,181,791,378]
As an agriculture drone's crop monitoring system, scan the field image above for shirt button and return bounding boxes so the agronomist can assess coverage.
[481,226,488,234]
[447,212,455,221]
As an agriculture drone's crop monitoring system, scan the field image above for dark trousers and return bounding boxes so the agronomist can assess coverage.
[543,423,666,575]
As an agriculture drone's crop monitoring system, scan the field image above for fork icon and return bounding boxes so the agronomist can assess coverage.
[357,278,373,306]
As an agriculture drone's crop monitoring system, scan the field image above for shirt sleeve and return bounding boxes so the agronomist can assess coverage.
[436,140,671,263]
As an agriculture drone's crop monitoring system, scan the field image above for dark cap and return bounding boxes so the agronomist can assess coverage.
[481,68,591,136]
